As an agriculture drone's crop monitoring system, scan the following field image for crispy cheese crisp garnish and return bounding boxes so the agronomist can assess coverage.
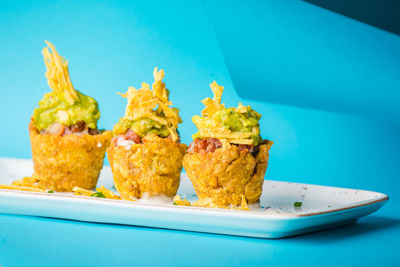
[42,40,79,105]
[201,81,225,117]
[192,81,262,145]
[72,186,124,200]
[72,186,95,196]
[0,176,47,192]
[0,184,46,193]
[235,103,247,114]
[173,195,191,206]
[118,67,181,141]
[96,185,121,200]
[239,194,250,211]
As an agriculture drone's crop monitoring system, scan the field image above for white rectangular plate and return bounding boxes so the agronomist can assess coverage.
[0,158,388,238]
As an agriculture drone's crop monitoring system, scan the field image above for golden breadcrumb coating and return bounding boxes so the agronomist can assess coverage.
[29,122,112,191]
[107,135,187,200]
[183,140,272,206]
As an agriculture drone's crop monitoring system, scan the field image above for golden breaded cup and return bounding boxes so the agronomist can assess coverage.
[184,81,273,207]
[108,67,186,200]
[28,40,112,191]
[29,122,112,191]
[107,135,186,200]
[183,141,272,206]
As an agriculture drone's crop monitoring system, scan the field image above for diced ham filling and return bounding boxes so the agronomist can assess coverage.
[188,138,255,154]
[187,138,222,153]
[112,129,177,147]
[238,144,254,153]
[112,129,141,147]
[71,120,86,133]
[125,129,141,143]
[41,121,100,136]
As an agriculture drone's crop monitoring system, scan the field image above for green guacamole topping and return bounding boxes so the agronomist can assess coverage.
[113,118,170,138]
[192,106,262,146]
[32,90,100,131]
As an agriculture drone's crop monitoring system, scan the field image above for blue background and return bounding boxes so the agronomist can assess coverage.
[0,0,399,266]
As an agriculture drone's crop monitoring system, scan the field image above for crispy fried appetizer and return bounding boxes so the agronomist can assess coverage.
[183,81,273,207]
[107,68,187,200]
[29,41,111,191]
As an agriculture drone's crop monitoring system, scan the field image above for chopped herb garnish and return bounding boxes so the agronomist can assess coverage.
[294,201,303,208]
[173,202,177,205]
[91,192,106,198]
[47,190,54,193]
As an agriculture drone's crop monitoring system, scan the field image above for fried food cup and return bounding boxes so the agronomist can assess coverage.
[107,135,187,200]
[29,122,112,191]
[183,140,273,207]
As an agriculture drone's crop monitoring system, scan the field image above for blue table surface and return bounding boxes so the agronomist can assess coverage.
[0,0,399,266]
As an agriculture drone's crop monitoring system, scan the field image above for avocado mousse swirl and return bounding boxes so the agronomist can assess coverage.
[112,67,182,142]
[192,81,262,146]
[32,41,100,131]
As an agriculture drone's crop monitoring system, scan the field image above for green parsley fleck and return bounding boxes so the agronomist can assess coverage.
[91,192,106,198]
[294,201,303,208]
[47,190,54,193]
[173,202,177,205]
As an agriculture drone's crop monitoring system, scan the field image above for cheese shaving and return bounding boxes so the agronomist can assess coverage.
[42,40,79,105]
[235,103,247,113]
[96,186,121,200]
[0,184,46,192]
[72,186,124,200]
[240,194,250,210]
[72,186,95,196]
[0,176,46,192]
[118,67,181,142]
[201,81,225,117]
[173,195,191,206]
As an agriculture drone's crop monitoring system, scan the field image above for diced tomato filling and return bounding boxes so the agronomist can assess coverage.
[188,138,256,154]
[41,121,100,136]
